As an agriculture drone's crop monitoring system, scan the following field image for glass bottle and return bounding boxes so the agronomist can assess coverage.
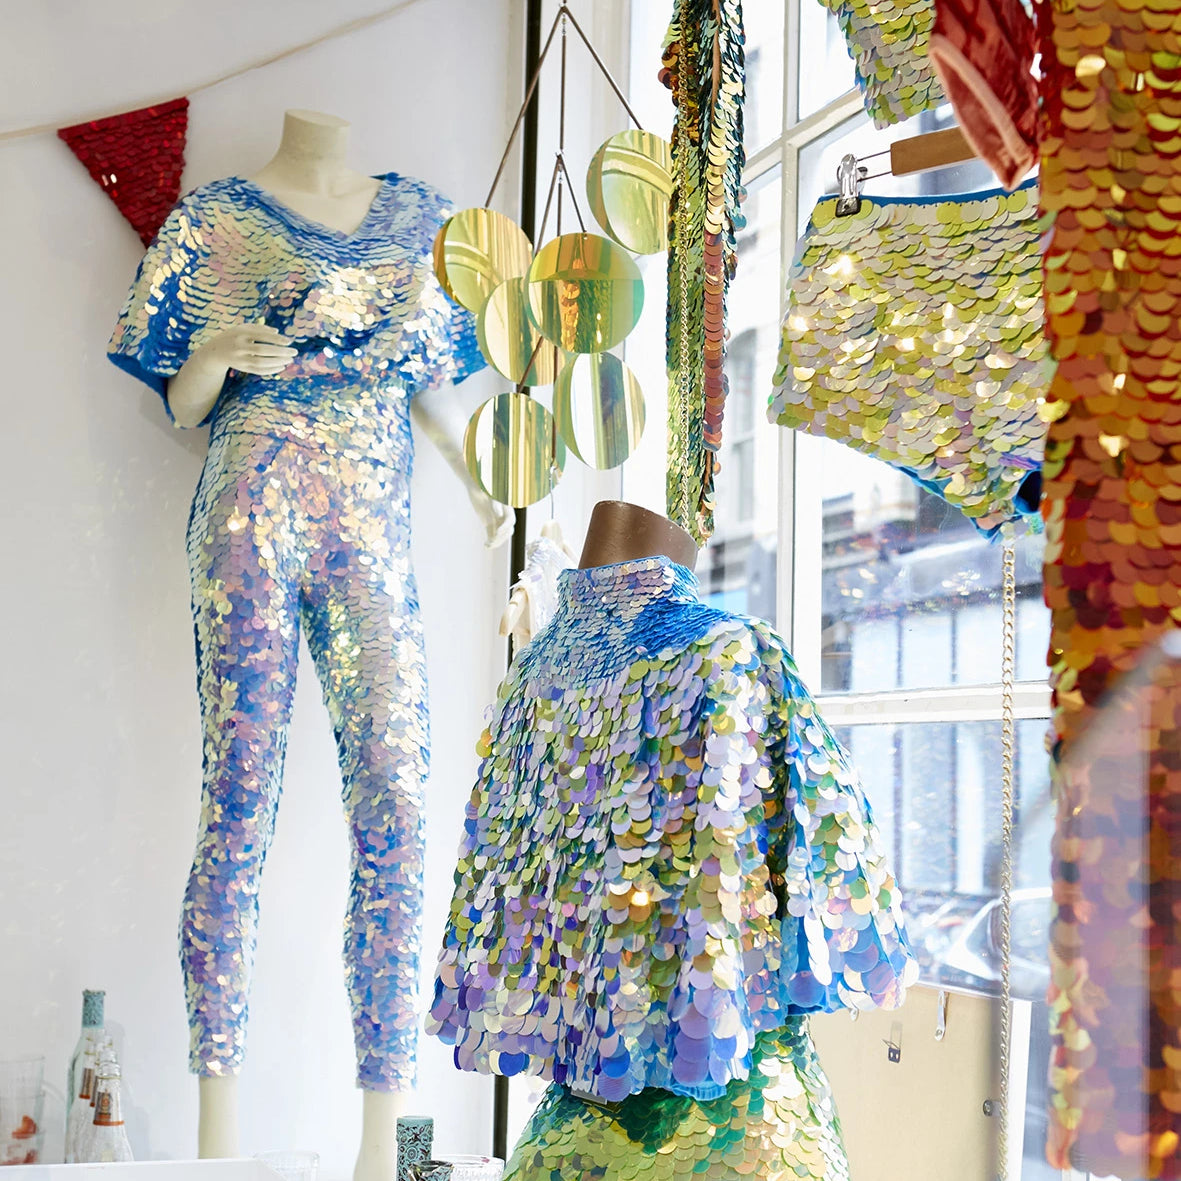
[64,1035,99,1163]
[66,990,105,1124]
[81,1059,133,1163]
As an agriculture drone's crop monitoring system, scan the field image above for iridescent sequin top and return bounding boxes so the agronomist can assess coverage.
[107,172,483,467]
[429,557,917,1103]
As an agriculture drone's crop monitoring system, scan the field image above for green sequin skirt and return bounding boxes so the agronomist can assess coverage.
[503,1020,849,1181]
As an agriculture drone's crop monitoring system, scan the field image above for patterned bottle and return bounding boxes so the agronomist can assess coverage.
[80,1058,133,1163]
[64,1035,99,1163]
[66,990,104,1124]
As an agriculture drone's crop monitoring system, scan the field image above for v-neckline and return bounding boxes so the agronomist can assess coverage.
[235,173,393,242]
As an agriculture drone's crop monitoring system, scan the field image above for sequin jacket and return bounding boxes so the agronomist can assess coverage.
[107,172,483,469]
[429,557,917,1102]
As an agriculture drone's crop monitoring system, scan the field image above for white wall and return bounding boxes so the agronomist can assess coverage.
[0,1,525,1175]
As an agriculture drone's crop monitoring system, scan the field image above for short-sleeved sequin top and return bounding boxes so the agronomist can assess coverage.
[108,172,484,470]
[429,556,918,1103]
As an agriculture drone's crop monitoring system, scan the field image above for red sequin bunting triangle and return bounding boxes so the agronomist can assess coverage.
[59,97,189,247]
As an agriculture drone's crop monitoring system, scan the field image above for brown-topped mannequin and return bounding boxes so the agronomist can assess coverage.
[578,500,698,570]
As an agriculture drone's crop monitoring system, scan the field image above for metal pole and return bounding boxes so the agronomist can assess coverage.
[492,0,544,1157]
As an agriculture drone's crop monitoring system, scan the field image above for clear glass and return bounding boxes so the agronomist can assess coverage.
[834,718,1051,995]
[256,1150,320,1181]
[811,471,1050,694]
[0,1059,44,1167]
[699,166,783,622]
[798,2,857,119]
[440,1156,505,1181]
[744,4,785,152]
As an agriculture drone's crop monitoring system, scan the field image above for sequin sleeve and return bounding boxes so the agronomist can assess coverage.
[108,194,223,409]
[393,269,484,397]
[763,633,918,1013]
[392,189,485,397]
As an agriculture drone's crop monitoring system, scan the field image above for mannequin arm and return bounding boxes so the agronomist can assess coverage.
[166,325,295,427]
[411,387,514,549]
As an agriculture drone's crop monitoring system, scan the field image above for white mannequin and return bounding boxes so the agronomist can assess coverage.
[167,109,514,548]
[179,110,512,1179]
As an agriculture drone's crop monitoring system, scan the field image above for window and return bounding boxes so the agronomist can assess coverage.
[626,4,1070,1178]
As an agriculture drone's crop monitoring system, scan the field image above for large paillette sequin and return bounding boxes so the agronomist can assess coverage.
[1037,0,1181,1172]
[503,1021,849,1181]
[820,0,944,127]
[109,172,481,1091]
[428,557,916,1103]
[771,182,1051,538]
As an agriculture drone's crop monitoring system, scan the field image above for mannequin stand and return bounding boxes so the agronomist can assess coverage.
[354,1091,409,1181]
[198,1077,407,1181]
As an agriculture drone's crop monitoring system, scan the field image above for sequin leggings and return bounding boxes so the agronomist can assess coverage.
[181,430,428,1091]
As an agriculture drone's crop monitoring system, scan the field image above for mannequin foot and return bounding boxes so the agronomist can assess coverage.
[353,1090,409,1181]
[198,1075,241,1158]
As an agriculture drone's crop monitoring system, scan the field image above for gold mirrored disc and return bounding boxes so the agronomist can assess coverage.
[463,392,566,508]
[433,208,533,314]
[526,233,644,354]
[586,130,674,256]
[476,277,562,385]
[553,353,646,469]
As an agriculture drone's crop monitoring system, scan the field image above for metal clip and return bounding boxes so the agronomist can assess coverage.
[883,1020,903,1063]
[835,153,867,217]
[935,989,947,1041]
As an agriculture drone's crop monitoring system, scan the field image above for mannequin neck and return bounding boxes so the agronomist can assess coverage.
[253,109,360,196]
[578,501,698,571]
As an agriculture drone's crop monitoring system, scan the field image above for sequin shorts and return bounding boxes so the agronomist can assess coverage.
[180,429,429,1091]
[503,1020,849,1181]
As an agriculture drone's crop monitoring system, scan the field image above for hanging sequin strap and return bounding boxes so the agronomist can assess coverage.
[771,183,1052,538]
[663,0,745,543]
[995,531,1016,1181]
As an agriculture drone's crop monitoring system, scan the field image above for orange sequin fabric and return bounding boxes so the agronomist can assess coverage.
[1040,0,1181,1170]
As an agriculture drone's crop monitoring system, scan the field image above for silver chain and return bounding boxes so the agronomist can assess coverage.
[997,532,1017,1181]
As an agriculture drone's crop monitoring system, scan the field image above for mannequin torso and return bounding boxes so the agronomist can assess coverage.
[247,110,383,236]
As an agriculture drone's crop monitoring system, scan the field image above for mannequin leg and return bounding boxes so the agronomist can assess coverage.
[301,461,428,1094]
[183,435,301,1124]
[197,1076,241,1159]
[353,1090,410,1181]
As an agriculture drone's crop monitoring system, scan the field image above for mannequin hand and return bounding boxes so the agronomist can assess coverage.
[190,324,296,378]
[469,486,515,549]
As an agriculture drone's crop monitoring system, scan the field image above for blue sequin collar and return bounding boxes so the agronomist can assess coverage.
[517,556,720,682]
[559,556,700,619]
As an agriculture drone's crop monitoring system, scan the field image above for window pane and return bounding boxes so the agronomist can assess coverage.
[744,3,785,152]
[900,722,955,891]
[797,1,857,119]
[701,168,783,622]
[808,434,1048,693]
[834,718,1052,996]
[835,716,1054,1178]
